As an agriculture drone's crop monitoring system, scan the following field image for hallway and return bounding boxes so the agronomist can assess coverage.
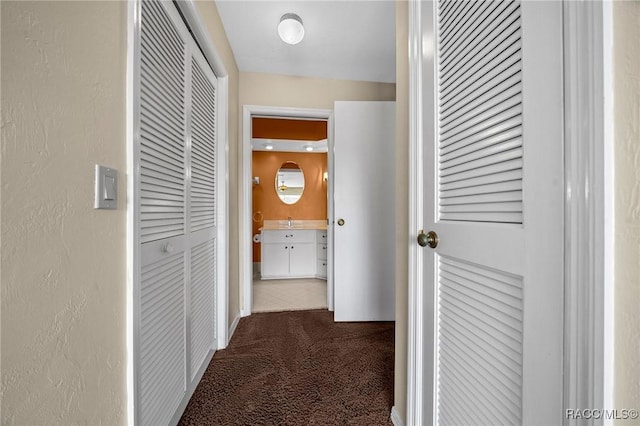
[178,310,394,425]
[2,1,638,424]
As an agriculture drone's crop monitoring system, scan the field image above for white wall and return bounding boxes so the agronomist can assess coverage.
[613,0,640,417]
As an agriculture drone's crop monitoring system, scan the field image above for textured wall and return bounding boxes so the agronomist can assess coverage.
[239,72,396,109]
[1,1,127,424]
[252,152,328,261]
[394,1,408,422]
[194,0,241,329]
[613,0,640,416]
[1,1,240,424]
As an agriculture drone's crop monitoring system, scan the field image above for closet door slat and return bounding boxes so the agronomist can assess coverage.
[438,0,524,225]
[140,0,187,244]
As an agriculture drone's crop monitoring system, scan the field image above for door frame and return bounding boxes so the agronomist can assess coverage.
[240,105,334,317]
[126,1,229,424]
[405,1,614,424]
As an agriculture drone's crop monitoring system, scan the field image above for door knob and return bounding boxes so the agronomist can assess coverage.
[337,218,345,226]
[417,230,438,248]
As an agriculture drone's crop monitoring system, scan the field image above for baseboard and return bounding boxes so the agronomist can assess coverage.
[228,312,241,343]
[390,406,405,426]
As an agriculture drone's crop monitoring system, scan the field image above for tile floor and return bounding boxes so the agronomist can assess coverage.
[252,278,328,313]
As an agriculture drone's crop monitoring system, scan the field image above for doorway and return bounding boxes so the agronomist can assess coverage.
[251,117,329,312]
[241,106,335,317]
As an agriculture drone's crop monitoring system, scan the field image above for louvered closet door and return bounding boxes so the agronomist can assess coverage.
[188,46,218,383]
[420,1,564,424]
[138,1,189,425]
[137,1,218,425]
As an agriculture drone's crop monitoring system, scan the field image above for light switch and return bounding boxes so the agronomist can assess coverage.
[104,176,116,200]
[95,165,118,209]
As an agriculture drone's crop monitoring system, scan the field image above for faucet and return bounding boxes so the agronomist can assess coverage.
[287,216,292,228]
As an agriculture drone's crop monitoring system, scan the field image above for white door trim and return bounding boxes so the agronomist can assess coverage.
[563,2,615,424]
[126,1,229,424]
[241,105,334,317]
[405,1,614,424]
[406,1,426,423]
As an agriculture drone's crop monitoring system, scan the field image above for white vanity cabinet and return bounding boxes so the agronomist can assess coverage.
[288,243,317,276]
[316,230,328,278]
[261,230,317,279]
[261,244,290,277]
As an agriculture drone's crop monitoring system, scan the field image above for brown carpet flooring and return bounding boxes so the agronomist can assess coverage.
[179,310,394,426]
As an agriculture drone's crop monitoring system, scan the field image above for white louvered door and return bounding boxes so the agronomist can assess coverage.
[136,1,218,425]
[419,1,564,424]
[188,46,217,383]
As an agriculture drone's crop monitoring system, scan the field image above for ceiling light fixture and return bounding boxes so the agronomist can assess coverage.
[265,144,274,150]
[305,146,314,152]
[278,13,304,45]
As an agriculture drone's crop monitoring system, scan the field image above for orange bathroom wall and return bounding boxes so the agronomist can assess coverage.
[252,151,328,262]
[252,117,327,140]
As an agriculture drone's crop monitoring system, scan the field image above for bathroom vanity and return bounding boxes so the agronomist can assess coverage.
[260,220,327,280]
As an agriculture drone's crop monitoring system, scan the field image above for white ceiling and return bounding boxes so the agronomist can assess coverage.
[214,0,396,83]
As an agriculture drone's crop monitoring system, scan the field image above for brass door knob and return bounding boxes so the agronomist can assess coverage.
[337,218,345,226]
[417,230,438,248]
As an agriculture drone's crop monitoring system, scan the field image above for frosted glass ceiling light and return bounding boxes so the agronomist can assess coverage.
[278,13,304,45]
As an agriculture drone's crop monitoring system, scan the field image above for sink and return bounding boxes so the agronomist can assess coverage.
[276,219,304,228]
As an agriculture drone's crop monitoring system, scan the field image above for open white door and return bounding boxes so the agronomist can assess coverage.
[410,1,564,424]
[334,101,395,322]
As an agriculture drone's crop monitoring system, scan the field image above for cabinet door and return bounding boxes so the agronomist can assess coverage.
[317,260,328,279]
[317,243,327,260]
[289,243,316,276]
[262,243,290,277]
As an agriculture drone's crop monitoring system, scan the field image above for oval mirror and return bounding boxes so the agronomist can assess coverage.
[275,161,305,205]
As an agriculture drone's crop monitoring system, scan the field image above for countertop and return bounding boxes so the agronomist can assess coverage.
[260,219,327,231]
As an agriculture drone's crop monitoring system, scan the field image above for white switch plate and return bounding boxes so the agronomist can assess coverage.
[94,165,118,209]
